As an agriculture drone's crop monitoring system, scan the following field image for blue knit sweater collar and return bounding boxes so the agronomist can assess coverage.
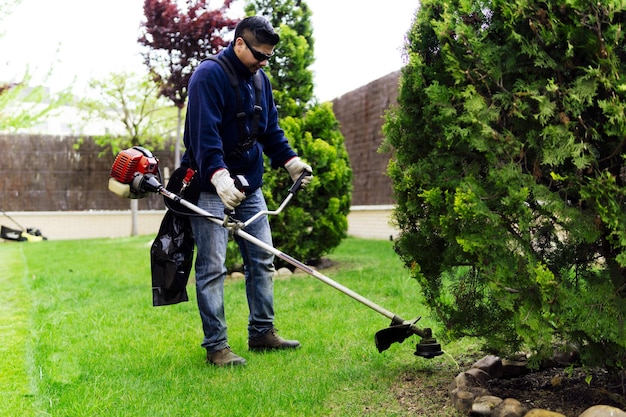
[221,43,255,80]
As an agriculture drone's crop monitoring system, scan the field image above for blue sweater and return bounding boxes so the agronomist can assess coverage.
[181,44,296,193]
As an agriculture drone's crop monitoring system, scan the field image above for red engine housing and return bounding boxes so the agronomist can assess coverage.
[110,147,158,184]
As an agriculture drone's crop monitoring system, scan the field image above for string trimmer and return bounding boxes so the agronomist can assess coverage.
[108,146,443,358]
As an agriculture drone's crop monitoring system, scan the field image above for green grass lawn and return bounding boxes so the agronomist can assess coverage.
[1,235,473,416]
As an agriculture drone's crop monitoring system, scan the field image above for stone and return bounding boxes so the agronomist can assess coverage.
[541,344,580,368]
[525,409,567,417]
[450,387,488,414]
[553,348,579,366]
[464,367,491,385]
[492,398,528,417]
[450,388,474,414]
[472,395,504,416]
[229,271,245,280]
[501,359,530,377]
[275,267,292,276]
[473,355,504,378]
[450,372,466,392]
[579,405,626,417]
[451,369,490,393]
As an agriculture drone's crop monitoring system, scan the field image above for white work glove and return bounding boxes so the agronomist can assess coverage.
[211,169,246,211]
[284,157,313,187]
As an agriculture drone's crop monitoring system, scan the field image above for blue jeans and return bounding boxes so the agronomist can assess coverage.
[190,187,276,353]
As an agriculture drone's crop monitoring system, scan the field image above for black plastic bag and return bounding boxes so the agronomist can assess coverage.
[150,210,195,306]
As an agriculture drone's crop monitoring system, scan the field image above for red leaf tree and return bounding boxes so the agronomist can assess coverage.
[139,0,240,166]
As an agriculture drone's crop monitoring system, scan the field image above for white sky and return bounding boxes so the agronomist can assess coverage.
[0,0,419,102]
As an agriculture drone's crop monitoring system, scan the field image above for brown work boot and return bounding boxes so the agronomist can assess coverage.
[248,328,301,351]
[206,347,247,367]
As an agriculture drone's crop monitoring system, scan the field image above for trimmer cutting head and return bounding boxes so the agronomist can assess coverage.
[414,337,444,359]
[374,317,443,358]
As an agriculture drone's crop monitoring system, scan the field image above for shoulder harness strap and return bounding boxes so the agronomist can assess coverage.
[205,56,263,159]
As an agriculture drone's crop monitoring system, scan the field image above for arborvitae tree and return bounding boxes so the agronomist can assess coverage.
[245,0,352,267]
[382,0,626,369]
[246,0,315,117]
[265,102,352,265]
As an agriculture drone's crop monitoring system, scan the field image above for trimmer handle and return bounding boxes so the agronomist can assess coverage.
[226,170,310,229]
[224,175,250,218]
[233,174,250,192]
[289,170,312,194]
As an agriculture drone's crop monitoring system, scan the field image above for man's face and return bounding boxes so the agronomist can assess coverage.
[236,37,274,73]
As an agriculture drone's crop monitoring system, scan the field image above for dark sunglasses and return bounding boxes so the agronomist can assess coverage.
[241,37,273,62]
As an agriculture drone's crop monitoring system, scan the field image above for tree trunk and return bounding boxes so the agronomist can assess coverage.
[175,107,183,168]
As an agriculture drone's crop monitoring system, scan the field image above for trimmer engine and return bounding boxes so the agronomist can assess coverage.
[110,146,158,183]
[109,146,162,198]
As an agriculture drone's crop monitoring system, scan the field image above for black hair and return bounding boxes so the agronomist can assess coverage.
[234,16,280,46]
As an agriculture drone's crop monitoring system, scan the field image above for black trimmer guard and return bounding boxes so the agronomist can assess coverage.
[375,324,413,352]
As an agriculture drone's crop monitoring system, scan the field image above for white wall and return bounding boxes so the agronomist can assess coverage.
[1,207,399,242]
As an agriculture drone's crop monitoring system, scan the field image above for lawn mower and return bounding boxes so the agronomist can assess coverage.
[108,146,443,359]
[1,209,47,242]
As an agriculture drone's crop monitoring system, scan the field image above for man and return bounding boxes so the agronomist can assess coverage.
[181,16,313,367]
